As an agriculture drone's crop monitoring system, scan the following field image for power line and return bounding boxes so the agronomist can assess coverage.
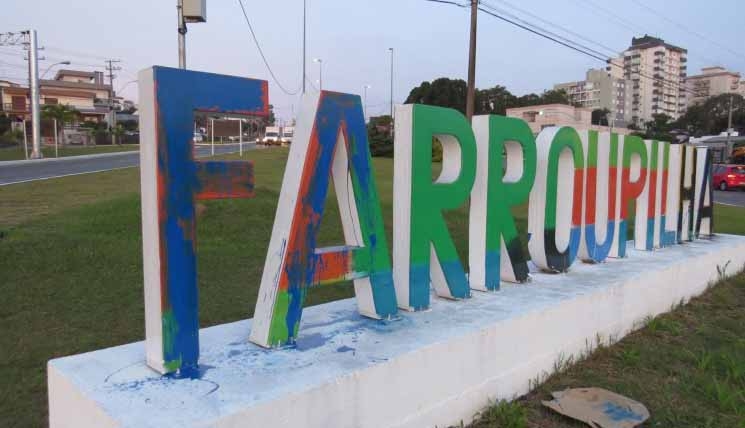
[629,0,745,62]
[44,46,110,61]
[479,1,614,60]
[236,0,301,96]
[427,0,698,98]
[571,0,647,35]
[482,0,620,57]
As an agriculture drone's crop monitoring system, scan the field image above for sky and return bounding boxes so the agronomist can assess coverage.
[2,0,744,124]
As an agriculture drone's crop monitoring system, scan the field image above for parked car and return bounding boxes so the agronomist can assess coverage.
[713,164,745,191]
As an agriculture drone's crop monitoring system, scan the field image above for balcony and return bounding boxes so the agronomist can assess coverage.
[1,102,29,114]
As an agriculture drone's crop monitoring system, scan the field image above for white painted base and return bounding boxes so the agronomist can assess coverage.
[48,235,745,428]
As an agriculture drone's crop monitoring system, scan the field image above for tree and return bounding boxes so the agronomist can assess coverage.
[405,78,469,114]
[267,104,276,126]
[367,115,393,157]
[538,89,570,105]
[476,85,517,115]
[404,78,571,117]
[592,108,611,126]
[41,104,79,145]
[642,113,674,141]
[675,93,745,136]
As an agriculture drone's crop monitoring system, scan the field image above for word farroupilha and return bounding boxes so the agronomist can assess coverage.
[138,67,713,376]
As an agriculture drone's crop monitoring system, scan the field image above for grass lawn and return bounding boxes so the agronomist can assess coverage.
[0,144,139,161]
[0,147,743,427]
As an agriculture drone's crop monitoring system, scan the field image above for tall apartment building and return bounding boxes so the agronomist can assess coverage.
[616,35,687,127]
[685,66,742,106]
[554,69,630,127]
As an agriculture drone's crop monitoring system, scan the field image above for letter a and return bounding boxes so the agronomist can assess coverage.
[250,91,397,348]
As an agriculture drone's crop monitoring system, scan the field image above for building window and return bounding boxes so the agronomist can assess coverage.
[11,96,26,111]
[44,98,58,105]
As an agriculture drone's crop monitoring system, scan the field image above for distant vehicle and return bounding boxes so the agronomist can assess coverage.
[281,126,294,144]
[713,164,745,191]
[261,126,280,145]
[193,132,203,143]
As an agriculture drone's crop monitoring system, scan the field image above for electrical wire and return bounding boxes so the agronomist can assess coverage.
[629,0,745,62]
[479,1,613,60]
[236,0,301,96]
[426,0,700,120]
[482,0,620,57]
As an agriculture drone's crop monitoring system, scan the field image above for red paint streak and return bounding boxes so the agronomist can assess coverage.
[584,167,597,224]
[195,161,255,200]
[660,170,669,215]
[154,82,171,312]
[621,167,647,219]
[278,119,325,292]
[584,165,619,224]
[312,251,351,284]
[647,166,658,219]
[572,168,584,227]
[608,166,618,221]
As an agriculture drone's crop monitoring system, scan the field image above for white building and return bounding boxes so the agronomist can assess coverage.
[614,35,688,127]
[554,69,630,128]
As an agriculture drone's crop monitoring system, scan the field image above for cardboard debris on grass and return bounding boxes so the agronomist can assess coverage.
[542,387,650,428]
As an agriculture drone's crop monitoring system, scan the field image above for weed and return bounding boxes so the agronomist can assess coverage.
[470,400,527,428]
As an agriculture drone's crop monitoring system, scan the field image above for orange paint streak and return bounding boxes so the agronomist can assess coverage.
[621,167,647,219]
[572,168,584,226]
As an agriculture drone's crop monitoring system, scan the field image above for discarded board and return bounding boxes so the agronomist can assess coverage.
[542,387,650,428]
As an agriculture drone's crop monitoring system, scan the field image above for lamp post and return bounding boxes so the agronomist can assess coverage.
[388,47,394,137]
[363,84,371,123]
[313,58,323,91]
[41,60,71,79]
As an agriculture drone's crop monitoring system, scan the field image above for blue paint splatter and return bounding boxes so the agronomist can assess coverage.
[336,345,355,353]
[294,332,328,351]
[602,401,644,422]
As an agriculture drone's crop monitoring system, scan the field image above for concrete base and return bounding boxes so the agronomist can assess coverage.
[49,235,745,428]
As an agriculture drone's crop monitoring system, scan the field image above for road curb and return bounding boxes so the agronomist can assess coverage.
[0,149,139,167]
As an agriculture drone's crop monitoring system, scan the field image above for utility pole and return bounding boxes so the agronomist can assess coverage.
[177,0,187,69]
[27,30,42,158]
[389,47,394,137]
[466,0,478,122]
[0,31,42,159]
[727,94,734,162]
[105,59,122,144]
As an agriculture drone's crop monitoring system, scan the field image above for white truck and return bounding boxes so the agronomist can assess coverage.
[261,126,280,145]
[281,126,294,144]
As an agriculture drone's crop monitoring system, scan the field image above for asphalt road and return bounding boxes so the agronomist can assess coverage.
[3,146,745,208]
[0,143,254,186]
[714,189,745,207]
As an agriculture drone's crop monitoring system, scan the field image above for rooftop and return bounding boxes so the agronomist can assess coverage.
[629,35,687,54]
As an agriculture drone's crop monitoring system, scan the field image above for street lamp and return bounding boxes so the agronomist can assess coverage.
[41,60,70,79]
[363,84,372,122]
[388,47,394,137]
[313,58,323,91]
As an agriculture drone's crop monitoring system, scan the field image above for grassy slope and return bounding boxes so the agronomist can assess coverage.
[470,204,745,427]
[0,144,138,162]
[0,147,742,427]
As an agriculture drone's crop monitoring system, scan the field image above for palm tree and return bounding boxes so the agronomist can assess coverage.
[41,104,79,146]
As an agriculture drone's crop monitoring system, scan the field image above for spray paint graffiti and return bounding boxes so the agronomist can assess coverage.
[137,71,716,373]
[393,105,477,310]
[469,115,536,289]
[249,91,397,348]
[139,66,268,375]
[528,127,585,272]
[578,131,619,263]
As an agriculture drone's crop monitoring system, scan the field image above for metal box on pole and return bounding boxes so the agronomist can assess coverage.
[183,0,206,22]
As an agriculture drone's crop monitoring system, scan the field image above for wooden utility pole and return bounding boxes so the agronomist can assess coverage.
[466,0,478,122]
